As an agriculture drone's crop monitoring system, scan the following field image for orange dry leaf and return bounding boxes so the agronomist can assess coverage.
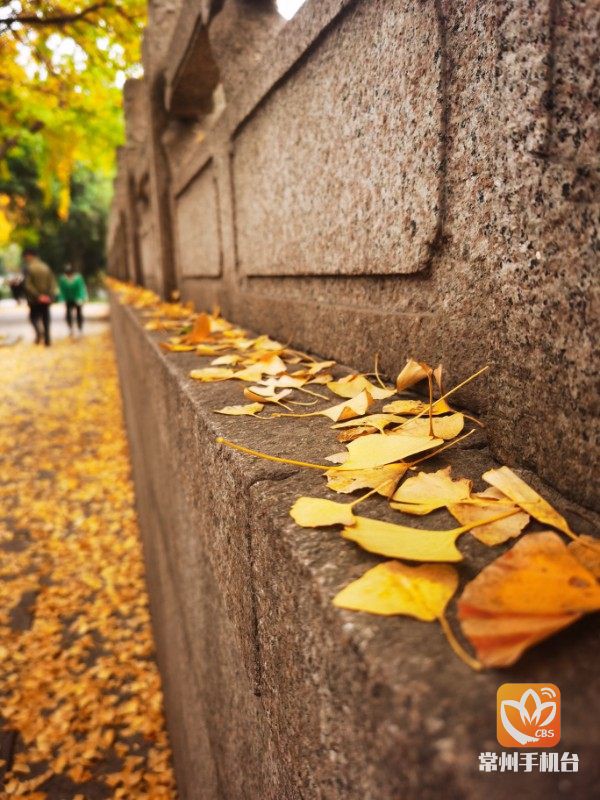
[182,312,211,343]
[458,531,600,666]
[483,466,576,538]
[569,535,600,578]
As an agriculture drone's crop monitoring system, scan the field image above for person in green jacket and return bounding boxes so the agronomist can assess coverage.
[23,248,58,346]
[58,265,88,338]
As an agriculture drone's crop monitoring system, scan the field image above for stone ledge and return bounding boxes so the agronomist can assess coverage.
[110,296,599,800]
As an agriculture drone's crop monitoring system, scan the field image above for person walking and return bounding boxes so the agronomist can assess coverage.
[58,264,88,338]
[23,248,57,346]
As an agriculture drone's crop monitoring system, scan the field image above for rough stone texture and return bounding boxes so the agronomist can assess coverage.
[111,297,600,800]
[107,0,599,510]
[175,160,223,277]
[233,0,443,277]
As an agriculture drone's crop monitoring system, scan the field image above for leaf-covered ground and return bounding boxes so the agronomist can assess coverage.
[0,334,176,799]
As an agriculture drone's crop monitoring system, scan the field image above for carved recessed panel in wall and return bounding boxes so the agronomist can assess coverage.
[232,0,443,277]
[175,161,222,278]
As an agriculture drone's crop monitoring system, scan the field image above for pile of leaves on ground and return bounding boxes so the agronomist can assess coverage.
[0,333,176,799]
[109,279,600,671]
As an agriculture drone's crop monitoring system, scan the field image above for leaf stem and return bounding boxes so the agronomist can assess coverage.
[216,437,331,470]
[438,614,482,671]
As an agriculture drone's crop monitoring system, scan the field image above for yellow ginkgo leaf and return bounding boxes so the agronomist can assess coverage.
[327,375,395,400]
[325,463,409,497]
[448,487,529,545]
[214,403,264,417]
[333,561,458,620]
[336,425,377,442]
[211,354,243,366]
[160,342,197,352]
[483,466,576,538]
[395,358,431,392]
[196,344,229,356]
[189,367,236,382]
[290,497,356,527]
[232,365,268,382]
[334,433,443,471]
[275,389,374,422]
[383,398,452,415]
[243,386,292,404]
[341,516,465,562]
[332,413,407,432]
[391,412,465,441]
[390,466,472,515]
[342,508,517,562]
[320,389,374,422]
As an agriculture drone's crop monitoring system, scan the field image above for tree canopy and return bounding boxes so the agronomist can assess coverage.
[0,1,145,266]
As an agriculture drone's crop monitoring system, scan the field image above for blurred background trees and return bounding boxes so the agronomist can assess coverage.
[0,1,146,291]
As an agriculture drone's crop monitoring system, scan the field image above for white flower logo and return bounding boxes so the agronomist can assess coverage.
[500,687,557,745]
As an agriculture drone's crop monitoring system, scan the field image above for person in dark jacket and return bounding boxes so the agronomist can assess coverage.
[23,248,57,346]
[58,264,88,338]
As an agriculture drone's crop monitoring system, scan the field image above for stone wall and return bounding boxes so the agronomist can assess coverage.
[108,0,599,511]
[107,3,599,794]
[111,297,599,800]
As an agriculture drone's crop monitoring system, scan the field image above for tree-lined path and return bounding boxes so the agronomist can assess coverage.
[0,332,176,799]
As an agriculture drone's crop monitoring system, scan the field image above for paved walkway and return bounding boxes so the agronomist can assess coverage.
[0,300,110,346]
[0,332,177,799]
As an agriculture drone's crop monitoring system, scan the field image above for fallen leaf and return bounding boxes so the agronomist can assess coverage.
[390,467,472,515]
[326,464,409,497]
[383,398,452,415]
[336,425,377,442]
[327,375,395,400]
[569,535,600,578]
[189,367,236,382]
[243,386,292,404]
[211,354,243,366]
[334,433,443,471]
[392,412,465,441]
[160,342,197,352]
[458,531,600,666]
[448,487,529,545]
[215,403,265,417]
[396,358,431,392]
[483,466,576,538]
[341,516,465,562]
[333,561,458,620]
[319,389,374,422]
[290,497,356,527]
[332,413,407,432]
[182,312,211,343]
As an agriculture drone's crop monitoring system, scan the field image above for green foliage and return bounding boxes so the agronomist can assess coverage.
[0,0,145,279]
[0,144,112,280]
